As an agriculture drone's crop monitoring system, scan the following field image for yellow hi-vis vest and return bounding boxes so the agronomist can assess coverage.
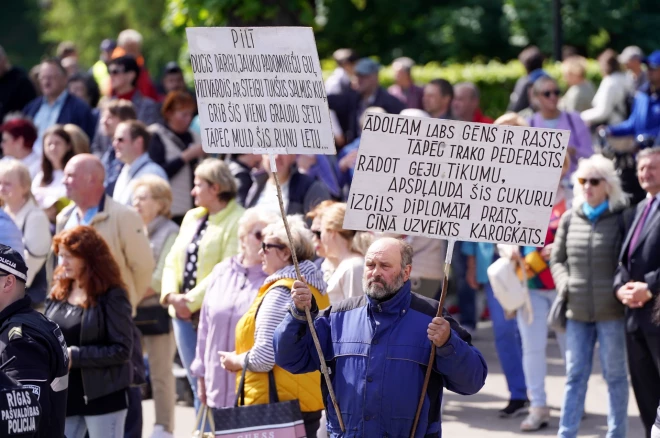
[234,277,330,412]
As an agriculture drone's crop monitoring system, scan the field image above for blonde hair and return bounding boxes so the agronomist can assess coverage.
[117,29,143,48]
[238,207,280,241]
[194,158,237,202]
[305,199,337,221]
[572,154,628,211]
[261,215,316,262]
[494,112,530,127]
[63,124,90,155]
[321,203,374,256]
[131,175,173,217]
[0,159,32,201]
[561,56,587,79]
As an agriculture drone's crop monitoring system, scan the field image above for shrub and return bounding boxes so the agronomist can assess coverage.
[323,59,603,118]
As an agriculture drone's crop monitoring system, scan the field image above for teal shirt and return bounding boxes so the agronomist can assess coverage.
[461,242,496,285]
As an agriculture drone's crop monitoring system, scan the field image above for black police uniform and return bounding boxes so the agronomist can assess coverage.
[0,368,40,437]
[0,297,68,438]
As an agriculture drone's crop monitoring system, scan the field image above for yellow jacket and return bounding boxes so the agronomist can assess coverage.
[234,275,330,412]
[161,200,243,315]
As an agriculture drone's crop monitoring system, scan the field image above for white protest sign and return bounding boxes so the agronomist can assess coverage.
[186,27,335,155]
[343,113,570,246]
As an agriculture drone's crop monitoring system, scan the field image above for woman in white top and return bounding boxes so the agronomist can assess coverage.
[319,202,373,304]
[581,49,628,128]
[32,125,77,221]
[0,159,52,307]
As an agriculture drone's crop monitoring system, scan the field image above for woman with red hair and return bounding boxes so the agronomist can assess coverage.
[45,225,136,438]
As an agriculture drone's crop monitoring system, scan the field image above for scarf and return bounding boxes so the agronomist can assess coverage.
[582,200,609,222]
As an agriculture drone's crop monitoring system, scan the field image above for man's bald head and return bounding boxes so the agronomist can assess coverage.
[63,154,106,205]
[363,237,413,300]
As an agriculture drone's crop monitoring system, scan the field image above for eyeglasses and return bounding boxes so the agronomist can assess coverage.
[261,242,286,252]
[577,177,603,186]
[542,89,561,98]
[108,69,125,76]
[311,230,322,239]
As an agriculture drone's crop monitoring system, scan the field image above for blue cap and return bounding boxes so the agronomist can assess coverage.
[528,68,550,84]
[354,58,380,76]
[644,50,660,69]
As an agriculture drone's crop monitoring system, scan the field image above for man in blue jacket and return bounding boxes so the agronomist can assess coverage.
[23,58,96,153]
[274,237,487,437]
[607,50,660,140]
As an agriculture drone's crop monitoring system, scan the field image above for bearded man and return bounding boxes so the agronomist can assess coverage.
[274,237,487,438]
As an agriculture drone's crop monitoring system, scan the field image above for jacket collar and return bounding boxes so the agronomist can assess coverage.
[0,296,32,324]
[188,199,240,225]
[146,215,169,236]
[366,280,412,315]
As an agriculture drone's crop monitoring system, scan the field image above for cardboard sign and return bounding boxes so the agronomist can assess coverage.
[343,113,570,246]
[186,27,335,155]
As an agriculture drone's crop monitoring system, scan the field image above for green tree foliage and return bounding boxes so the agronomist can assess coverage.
[0,0,47,69]
[316,0,513,63]
[42,0,181,77]
[507,0,660,57]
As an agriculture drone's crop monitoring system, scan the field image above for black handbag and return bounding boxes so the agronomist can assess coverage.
[134,303,171,336]
[212,352,306,437]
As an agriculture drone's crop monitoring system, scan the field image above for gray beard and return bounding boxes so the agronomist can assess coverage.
[363,271,406,300]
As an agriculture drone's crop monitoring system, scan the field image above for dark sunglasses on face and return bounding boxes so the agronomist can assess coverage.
[253,230,263,241]
[542,89,561,98]
[311,230,322,239]
[577,177,602,186]
[261,242,286,252]
[108,69,125,76]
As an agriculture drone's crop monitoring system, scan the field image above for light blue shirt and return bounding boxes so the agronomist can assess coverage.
[112,153,167,206]
[0,210,25,254]
[461,242,496,285]
[33,91,68,154]
[64,205,100,230]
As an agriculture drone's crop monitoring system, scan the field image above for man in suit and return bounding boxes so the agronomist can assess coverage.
[615,146,660,437]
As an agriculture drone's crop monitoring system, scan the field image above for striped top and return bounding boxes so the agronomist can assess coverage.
[247,260,326,372]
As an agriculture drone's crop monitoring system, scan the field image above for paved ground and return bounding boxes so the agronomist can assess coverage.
[142,321,643,437]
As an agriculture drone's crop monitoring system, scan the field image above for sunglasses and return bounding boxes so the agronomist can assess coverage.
[311,230,322,239]
[542,89,561,98]
[108,69,125,76]
[261,242,286,252]
[577,177,602,186]
[253,230,263,241]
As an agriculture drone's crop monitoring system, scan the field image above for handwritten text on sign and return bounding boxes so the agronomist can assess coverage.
[186,27,335,155]
[342,113,570,245]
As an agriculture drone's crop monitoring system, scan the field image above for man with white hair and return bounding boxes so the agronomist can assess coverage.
[388,57,424,110]
[274,237,487,437]
[619,46,647,94]
[0,46,36,123]
[113,29,160,101]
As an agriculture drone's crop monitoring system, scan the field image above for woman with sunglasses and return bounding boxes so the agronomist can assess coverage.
[551,154,629,438]
[219,215,330,437]
[190,207,278,409]
[529,76,592,177]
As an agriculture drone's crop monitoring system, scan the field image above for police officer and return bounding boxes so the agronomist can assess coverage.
[0,365,41,437]
[0,245,68,438]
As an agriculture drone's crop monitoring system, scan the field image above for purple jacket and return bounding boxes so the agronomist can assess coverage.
[529,111,593,174]
[190,256,267,408]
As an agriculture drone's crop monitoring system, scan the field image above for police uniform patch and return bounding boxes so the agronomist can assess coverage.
[18,385,39,401]
[7,327,22,342]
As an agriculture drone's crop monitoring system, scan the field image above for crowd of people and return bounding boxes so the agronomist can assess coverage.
[0,28,659,438]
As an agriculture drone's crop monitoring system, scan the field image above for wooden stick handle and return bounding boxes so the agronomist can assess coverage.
[272,168,345,432]
[410,240,455,438]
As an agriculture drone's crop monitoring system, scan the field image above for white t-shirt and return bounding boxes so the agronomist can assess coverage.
[255,179,289,215]
[32,170,66,208]
[326,255,365,305]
